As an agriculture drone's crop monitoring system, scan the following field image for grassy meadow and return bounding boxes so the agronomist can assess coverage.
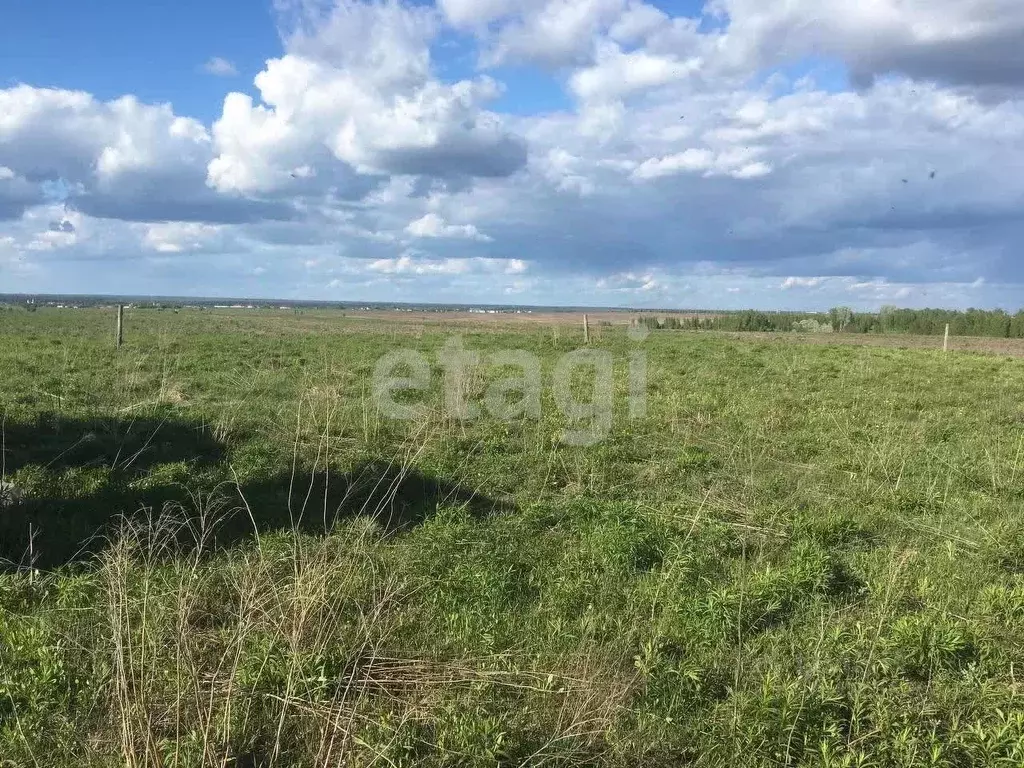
[4,307,1024,766]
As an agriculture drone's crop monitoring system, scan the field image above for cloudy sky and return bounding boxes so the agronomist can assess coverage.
[2,0,1023,310]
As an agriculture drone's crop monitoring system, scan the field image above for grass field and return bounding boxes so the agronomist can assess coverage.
[4,307,1024,766]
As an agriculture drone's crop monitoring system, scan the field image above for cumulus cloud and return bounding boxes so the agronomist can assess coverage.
[437,0,538,29]
[781,276,824,289]
[632,148,771,180]
[365,252,526,276]
[714,0,1024,89]
[597,271,663,293]
[203,57,239,77]
[0,87,210,186]
[406,212,492,241]
[440,0,687,71]
[570,46,702,101]
[0,167,45,221]
[143,222,222,253]
[0,85,297,225]
[846,278,914,301]
[207,0,527,196]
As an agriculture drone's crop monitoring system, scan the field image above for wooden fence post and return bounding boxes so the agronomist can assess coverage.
[943,323,949,353]
[583,313,590,344]
[116,304,124,349]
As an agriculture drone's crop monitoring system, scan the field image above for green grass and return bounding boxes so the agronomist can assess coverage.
[3,307,1024,766]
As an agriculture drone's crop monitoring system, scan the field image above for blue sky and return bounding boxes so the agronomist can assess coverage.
[0,1,280,119]
[1,0,1023,309]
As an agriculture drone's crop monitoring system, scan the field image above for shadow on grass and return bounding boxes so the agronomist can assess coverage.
[1,411,227,476]
[1,413,508,569]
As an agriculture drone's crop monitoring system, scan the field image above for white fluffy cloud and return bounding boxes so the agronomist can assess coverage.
[0,85,297,225]
[781,276,824,290]
[439,0,674,69]
[570,46,703,101]
[143,222,223,253]
[3,0,1024,309]
[366,252,523,275]
[203,57,239,77]
[207,0,526,197]
[597,271,663,293]
[714,0,1024,88]
[0,87,207,187]
[406,213,492,241]
[632,147,770,180]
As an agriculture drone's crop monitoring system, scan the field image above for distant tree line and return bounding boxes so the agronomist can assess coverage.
[638,306,1024,338]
